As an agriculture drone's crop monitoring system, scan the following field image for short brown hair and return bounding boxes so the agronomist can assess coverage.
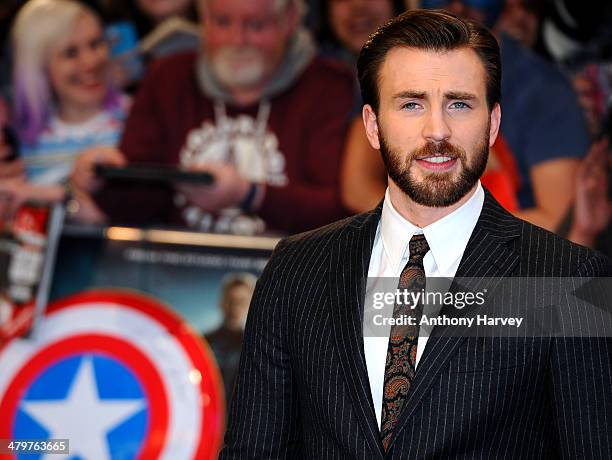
[357,9,501,113]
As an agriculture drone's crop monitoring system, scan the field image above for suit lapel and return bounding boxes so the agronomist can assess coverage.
[329,204,386,459]
[385,191,522,453]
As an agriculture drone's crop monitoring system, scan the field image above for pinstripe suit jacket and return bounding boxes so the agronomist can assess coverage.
[220,191,612,459]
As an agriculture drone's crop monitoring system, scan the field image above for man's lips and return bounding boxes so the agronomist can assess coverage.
[414,155,458,171]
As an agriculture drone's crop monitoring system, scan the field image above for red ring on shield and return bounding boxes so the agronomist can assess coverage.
[0,334,169,458]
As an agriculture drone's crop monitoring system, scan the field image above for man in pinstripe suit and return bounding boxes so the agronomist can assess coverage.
[221,9,612,459]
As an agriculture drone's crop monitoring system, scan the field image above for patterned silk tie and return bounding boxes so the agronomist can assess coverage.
[380,233,430,451]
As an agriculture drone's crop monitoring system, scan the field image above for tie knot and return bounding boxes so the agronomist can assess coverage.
[409,234,430,260]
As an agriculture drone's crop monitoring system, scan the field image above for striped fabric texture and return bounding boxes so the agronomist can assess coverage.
[220,190,612,459]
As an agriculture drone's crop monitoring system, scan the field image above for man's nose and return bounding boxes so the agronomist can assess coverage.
[226,23,249,46]
[421,108,451,142]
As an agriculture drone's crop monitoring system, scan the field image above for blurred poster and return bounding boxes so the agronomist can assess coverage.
[50,226,276,333]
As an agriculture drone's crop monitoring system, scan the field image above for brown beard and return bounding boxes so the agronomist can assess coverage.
[379,129,489,208]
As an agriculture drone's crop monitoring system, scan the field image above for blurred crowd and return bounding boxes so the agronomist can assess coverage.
[0,0,611,256]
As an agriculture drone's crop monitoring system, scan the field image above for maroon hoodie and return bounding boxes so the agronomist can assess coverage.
[95,51,355,234]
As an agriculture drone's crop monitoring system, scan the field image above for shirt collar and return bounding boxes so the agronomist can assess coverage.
[380,182,485,275]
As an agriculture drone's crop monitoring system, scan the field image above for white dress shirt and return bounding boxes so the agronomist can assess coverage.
[364,182,484,429]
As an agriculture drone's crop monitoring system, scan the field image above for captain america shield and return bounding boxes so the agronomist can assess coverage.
[0,290,225,459]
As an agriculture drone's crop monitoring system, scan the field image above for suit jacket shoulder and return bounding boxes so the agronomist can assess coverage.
[270,209,378,270]
[504,206,612,277]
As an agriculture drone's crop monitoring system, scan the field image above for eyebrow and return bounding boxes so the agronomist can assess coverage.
[393,91,426,100]
[445,91,477,101]
[392,91,478,101]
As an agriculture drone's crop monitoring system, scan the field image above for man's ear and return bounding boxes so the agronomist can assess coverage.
[363,104,381,150]
[488,103,501,147]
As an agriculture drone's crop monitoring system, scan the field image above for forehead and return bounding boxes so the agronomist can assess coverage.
[225,283,253,298]
[51,12,101,49]
[229,284,252,294]
[378,47,487,99]
[72,12,101,32]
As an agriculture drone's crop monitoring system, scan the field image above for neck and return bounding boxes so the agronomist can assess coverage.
[57,104,101,124]
[223,319,244,332]
[388,181,479,228]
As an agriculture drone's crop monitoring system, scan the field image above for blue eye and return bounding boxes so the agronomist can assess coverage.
[402,102,419,110]
[450,101,470,109]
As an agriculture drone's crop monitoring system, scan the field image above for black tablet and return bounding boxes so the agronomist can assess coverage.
[95,164,214,185]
